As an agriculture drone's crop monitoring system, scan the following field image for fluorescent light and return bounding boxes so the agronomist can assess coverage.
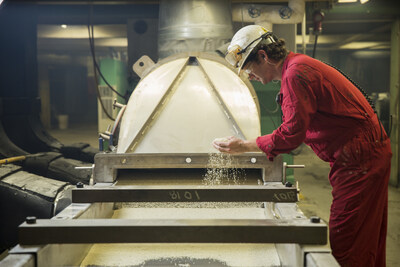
[352,51,390,58]
[38,25,127,39]
[0,0,4,6]
[338,0,357,3]
[360,0,370,4]
[339,42,382,49]
[61,24,67,29]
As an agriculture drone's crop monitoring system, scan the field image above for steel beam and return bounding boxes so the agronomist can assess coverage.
[72,184,298,203]
[92,153,283,183]
[19,218,326,245]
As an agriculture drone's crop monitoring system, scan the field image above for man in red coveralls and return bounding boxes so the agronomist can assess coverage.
[214,25,392,267]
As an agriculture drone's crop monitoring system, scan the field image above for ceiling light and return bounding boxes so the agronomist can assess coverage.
[360,0,370,4]
[352,51,390,58]
[338,0,357,3]
[61,24,67,29]
[0,0,4,6]
[339,42,382,49]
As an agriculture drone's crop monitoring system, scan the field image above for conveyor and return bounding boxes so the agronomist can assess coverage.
[1,52,339,266]
[5,153,337,267]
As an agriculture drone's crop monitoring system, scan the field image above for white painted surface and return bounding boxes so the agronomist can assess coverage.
[117,55,260,153]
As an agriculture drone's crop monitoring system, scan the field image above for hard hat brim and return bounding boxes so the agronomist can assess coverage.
[236,38,263,75]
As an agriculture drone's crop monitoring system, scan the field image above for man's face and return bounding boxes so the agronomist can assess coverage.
[242,52,276,85]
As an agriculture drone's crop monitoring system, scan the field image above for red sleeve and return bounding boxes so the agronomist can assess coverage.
[256,67,318,159]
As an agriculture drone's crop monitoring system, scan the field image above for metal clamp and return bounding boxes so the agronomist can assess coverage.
[282,162,305,184]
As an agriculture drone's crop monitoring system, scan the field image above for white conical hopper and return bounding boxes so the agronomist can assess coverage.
[117,53,260,153]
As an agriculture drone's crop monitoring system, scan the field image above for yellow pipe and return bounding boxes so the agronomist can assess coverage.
[0,155,27,165]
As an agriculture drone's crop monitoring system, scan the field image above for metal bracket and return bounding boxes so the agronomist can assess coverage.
[132,55,155,78]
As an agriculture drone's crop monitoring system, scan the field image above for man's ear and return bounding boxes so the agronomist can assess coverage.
[257,50,268,61]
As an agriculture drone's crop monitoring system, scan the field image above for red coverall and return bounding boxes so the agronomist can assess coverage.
[256,52,392,266]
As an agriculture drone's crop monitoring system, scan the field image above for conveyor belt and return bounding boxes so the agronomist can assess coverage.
[80,243,281,266]
[80,207,281,267]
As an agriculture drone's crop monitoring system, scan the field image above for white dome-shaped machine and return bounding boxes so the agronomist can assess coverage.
[117,52,260,153]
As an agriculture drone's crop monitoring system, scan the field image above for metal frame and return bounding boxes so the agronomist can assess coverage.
[93,152,283,183]
[197,58,246,138]
[3,203,114,267]
[18,218,327,245]
[72,183,298,203]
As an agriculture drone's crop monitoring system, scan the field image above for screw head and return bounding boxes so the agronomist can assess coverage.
[310,216,321,223]
[76,182,84,188]
[26,216,37,224]
[285,181,293,187]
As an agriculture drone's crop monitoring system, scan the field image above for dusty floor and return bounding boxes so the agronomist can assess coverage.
[50,123,400,266]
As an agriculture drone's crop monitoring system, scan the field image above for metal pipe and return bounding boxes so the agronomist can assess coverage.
[232,0,305,25]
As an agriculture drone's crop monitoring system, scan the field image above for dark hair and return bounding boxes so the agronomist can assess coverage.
[244,37,288,67]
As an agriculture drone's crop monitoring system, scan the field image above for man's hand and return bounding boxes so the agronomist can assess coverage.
[212,136,260,154]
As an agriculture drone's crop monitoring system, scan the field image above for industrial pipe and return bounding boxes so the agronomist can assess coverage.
[232,0,305,30]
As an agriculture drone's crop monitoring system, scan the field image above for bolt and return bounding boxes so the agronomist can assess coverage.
[76,182,84,188]
[250,157,257,164]
[310,216,321,223]
[285,181,293,187]
[185,157,192,163]
[26,216,36,224]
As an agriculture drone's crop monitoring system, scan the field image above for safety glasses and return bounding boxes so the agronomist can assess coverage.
[243,61,255,74]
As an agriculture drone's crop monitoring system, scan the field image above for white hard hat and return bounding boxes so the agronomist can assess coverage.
[225,25,275,74]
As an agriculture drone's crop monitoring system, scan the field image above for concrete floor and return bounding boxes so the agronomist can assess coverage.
[49,123,400,266]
